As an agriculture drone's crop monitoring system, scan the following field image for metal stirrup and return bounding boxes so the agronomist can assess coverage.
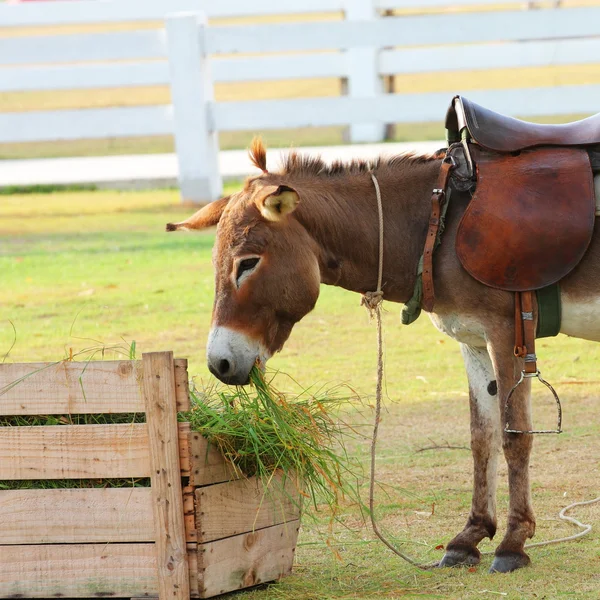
[504,369,562,435]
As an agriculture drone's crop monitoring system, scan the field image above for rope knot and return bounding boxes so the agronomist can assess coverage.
[361,290,383,317]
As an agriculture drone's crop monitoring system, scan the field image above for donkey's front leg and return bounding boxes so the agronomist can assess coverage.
[488,343,535,573]
[440,344,501,567]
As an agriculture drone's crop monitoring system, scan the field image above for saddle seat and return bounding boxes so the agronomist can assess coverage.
[446,95,600,153]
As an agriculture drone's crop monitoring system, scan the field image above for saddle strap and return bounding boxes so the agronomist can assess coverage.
[514,290,537,374]
[422,158,454,312]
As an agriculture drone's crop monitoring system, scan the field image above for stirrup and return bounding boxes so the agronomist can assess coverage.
[504,370,562,435]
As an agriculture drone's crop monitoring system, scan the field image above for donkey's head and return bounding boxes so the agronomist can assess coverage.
[167,140,321,384]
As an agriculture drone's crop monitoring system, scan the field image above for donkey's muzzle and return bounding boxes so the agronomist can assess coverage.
[207,356,250,385]
[206,326,262,386]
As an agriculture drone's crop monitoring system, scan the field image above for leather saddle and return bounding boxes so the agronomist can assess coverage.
[447,96,598,292]
[422,96,600,432]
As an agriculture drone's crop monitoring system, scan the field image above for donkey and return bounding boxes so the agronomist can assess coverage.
[167,137,600,573]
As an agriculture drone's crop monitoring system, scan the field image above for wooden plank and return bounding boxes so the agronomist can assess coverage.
[0,30,165,66]
[205,8,600,55]
[0,61,170,93]
[0,105,172,144]
[213,85,600,132]
[196,474,300,543]
[174,358,190,411]
[0,543,158,598]
[198,521,300,599]
[0,359,145,415]
[0,0,344,27]
[0,358,188,415]
[188,429,239,487]
[0,421,191,479]
[0,423,149,480]
[143,351,190,600]
[183,485,198,543]
[0,488,154,544]
[187,544,200,598]
[379,38,600,76]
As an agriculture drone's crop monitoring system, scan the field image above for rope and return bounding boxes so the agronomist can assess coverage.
[480,496,600,554]
[363,173,437,569]
[362,172,599,570]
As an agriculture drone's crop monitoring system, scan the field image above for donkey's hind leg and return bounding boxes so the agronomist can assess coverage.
[440,344,501,567]
[488,341,536,573]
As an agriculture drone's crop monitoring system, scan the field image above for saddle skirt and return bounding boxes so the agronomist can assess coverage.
[455,145,596,291]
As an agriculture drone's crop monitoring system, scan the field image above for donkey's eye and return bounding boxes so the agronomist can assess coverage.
[236,257,260,286]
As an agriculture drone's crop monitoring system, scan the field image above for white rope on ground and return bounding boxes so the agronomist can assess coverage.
[363,171,599,570]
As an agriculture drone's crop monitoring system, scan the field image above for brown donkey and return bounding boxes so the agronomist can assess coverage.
[167,138,600,573]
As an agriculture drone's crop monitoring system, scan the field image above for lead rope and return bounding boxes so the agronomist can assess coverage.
[362,172,599,569]
[362,173,438,569]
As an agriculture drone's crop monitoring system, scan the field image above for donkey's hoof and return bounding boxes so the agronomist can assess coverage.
[489,552,531,573]
[439,548,480,568]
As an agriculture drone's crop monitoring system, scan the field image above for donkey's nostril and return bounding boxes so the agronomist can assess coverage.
[218,359,231,375]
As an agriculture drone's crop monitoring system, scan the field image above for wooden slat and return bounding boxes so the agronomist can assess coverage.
[143,351,190,600]
[0,421,191,479]
[0,543,158,598]
[205,8,600,55]
[213,85,600,132]
[0,0,344,28]
[0,30,165,66]
[0,105,172,144]
[0,423,148,480]
[174,358,190,411]
[0,358,188,415]
[0,62,170,93]
[188,429,238,487]
[0,360,145,415]
[379,38,600,76]
[183,485,198,543]
[196,474,300,543]
[198,521,300,599]
[0,488,154,544]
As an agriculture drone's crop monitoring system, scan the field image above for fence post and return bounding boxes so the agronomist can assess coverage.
[166,12,222,203]
[343,0,384,143]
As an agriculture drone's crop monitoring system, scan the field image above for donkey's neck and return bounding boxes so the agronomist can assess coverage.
[283,156,442,303]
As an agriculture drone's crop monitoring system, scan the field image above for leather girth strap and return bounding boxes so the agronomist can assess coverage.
[422,158,454,312]
[514,291,537,374]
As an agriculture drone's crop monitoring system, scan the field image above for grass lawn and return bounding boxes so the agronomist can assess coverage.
[2,189,599,599]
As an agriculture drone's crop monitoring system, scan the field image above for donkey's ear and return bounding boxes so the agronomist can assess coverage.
[166,196,230,231]
[256,185,299,222]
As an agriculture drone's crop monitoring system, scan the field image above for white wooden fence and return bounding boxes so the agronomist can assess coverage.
[1,0,600,201]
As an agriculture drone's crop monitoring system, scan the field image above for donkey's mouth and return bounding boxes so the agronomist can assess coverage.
[207,362,251,386]
[206,326,267,386]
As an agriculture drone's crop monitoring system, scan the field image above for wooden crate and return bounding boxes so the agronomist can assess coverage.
[0,351,300,599]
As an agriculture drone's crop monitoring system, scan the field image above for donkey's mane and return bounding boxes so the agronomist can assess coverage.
[247,136,444,180]
[279,150,444,178]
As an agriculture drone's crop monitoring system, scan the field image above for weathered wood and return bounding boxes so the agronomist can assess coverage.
[0,421,192,480]
[174,358,190,411]
[196,475,300,543]
[0,358,188,415]
[187,543,200,598]
[0,423,148,480]
[0,488,153,544]
[188,430,239,487]
[183,485,198,543]
[143,351,190,600]
[0,543,158,598]
[198,521,300,599]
